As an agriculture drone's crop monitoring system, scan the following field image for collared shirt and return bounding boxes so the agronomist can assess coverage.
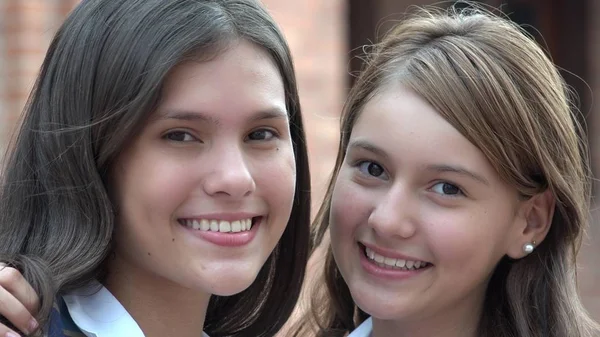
[347,317,373,337]
[62,281,209,337]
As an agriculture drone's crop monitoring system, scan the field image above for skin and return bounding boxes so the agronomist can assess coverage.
[330,85,553,337]
[0,264,39,336]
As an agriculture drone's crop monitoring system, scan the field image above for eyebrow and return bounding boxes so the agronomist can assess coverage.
[347,140,389,160]
[156,110,219,125]
[155,108,288,125]
[425,164,490,186]
[248,108,288,122]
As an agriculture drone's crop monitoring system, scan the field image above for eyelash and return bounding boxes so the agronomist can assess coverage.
[354,160,388,180]
[429,181,465,197]
[163,130,198,142]
[352,159,465,191]
[163,128,280,143]
[245,128,279,142]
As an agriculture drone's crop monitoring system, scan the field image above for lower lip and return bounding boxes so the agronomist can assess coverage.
[180,218,261,247]
[358,245,431,281]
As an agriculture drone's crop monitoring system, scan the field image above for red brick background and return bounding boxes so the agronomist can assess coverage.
[0,0,80,155]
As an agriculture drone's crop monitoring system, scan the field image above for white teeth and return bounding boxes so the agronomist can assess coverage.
[383,257,396,266]
[219,221,231,232]
[200,219,210,231]
[192,220,200,230]
[231,220,241,232]
[182,218,254,233]
[364,247,428,270]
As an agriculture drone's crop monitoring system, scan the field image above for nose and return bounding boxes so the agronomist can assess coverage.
[367,184,417,239]
[203,145,256,198]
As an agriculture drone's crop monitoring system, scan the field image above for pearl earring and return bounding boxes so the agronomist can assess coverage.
[523,240,536,254]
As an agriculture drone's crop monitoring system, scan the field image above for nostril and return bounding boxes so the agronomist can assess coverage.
[202,173,256,197]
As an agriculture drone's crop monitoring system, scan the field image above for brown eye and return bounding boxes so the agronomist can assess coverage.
[247,129,275,141]
[357,161,387,179]
[431,182,462,196]
[164,131,196,142]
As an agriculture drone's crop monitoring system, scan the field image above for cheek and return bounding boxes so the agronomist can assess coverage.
[111,149,200,258]
[115,158,195,217]
[423,207,510,273]
[255,145,296,220]
[330,171,370,240]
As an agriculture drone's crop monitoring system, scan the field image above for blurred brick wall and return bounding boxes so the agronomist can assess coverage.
[0,0,80,158]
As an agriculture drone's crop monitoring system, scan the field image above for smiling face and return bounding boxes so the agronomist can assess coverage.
[109,40,296,297]
[329,85,528,326]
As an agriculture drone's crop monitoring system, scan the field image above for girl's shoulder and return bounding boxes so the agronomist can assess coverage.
[47,297,86,337]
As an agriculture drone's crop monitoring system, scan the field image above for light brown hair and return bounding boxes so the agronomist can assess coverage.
[298,5,599,337]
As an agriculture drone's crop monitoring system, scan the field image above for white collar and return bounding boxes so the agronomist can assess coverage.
[62,281,209,337]
[347,317,372,337]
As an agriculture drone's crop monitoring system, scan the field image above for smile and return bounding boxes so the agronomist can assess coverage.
[178,217,262,247]
[364,246,430,270]
[179,218,254,233]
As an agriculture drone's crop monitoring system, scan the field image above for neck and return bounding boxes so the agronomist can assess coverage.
[104,255,210,337]
[371,287,485,337]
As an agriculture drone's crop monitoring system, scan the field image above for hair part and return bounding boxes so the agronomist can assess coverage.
[300,5,598,337]
[0,1,310,336]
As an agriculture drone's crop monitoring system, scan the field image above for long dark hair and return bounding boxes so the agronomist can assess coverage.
[0,1,310,336]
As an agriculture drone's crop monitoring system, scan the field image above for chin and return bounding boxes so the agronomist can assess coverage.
[208,279,257,296]
[357,303,406,321]
[204,270,261,296]
[351,287,413,321]
[358,302,416,322]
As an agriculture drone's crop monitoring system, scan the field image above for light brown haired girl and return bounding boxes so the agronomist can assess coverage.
[300,5,599,337]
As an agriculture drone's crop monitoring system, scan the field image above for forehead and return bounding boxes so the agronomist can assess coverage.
[156,40,287,123]
[352,86,461,146]
[350,86,495,175]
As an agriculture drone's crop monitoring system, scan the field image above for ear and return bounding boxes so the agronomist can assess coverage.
[506,189,555,259]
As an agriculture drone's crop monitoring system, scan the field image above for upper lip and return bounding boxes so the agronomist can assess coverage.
[360,242,431,263]
[178,212,262,222]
